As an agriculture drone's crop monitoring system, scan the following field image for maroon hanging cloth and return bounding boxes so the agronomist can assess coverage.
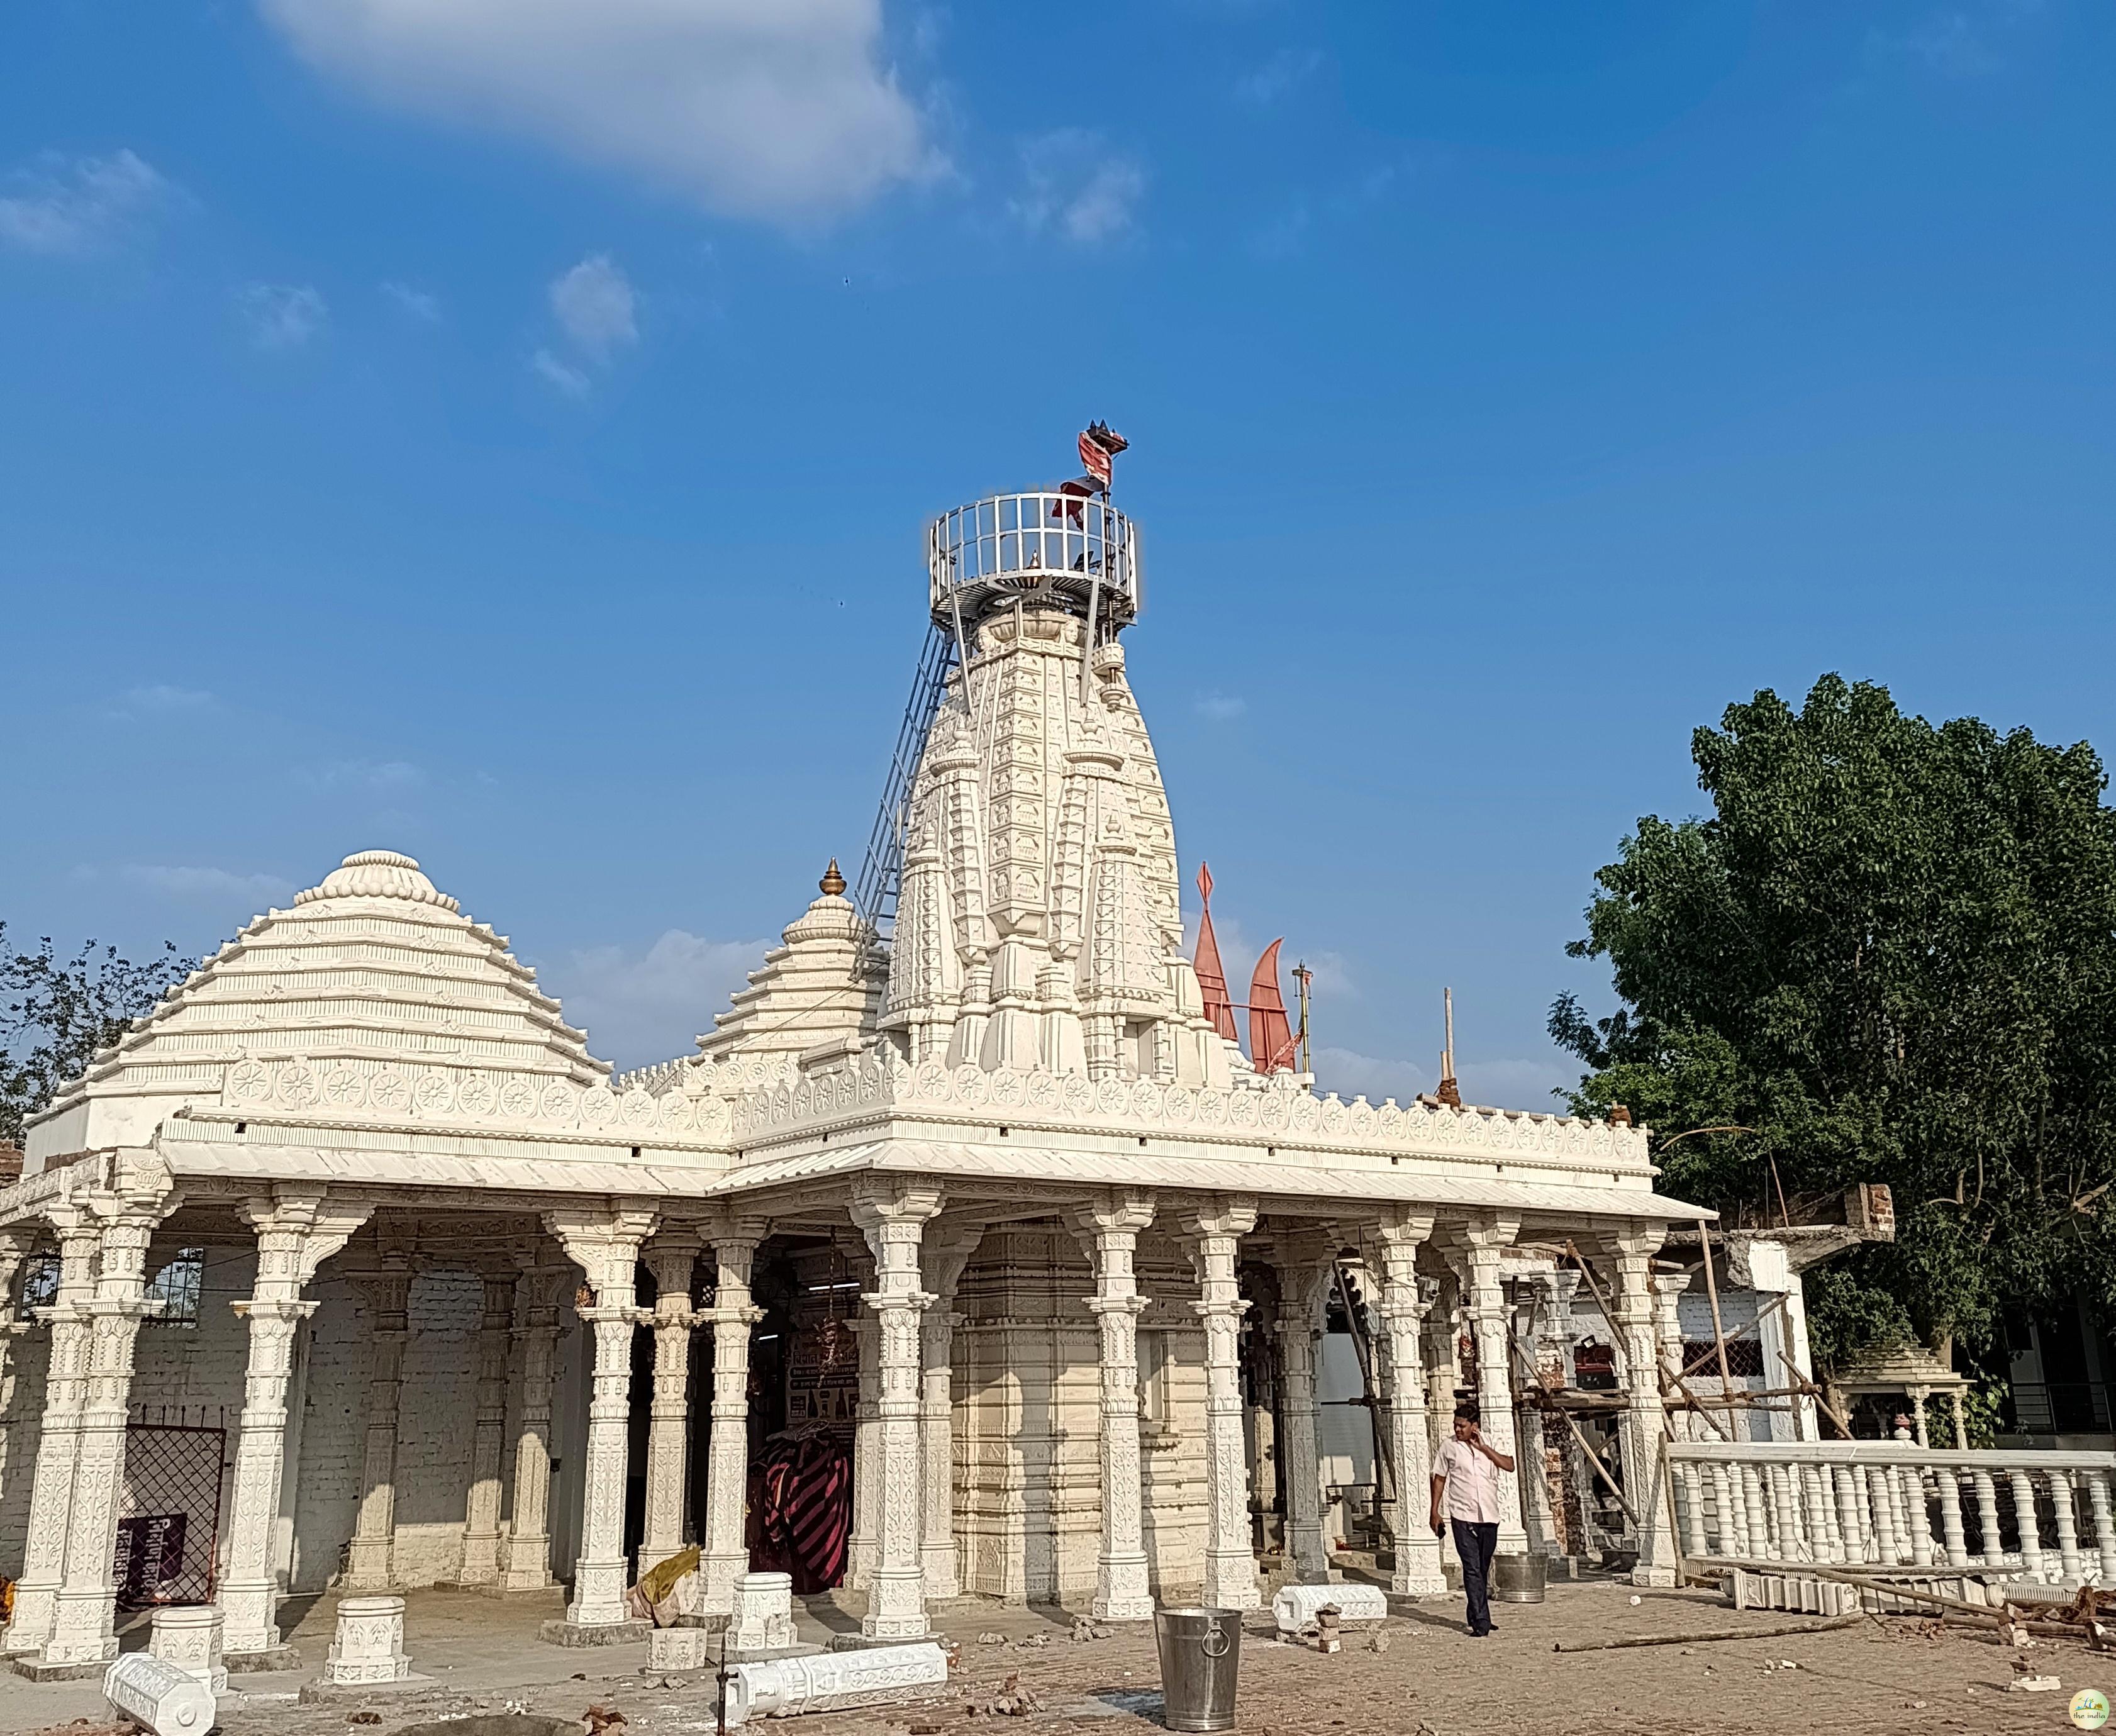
[757,1432,852,1593]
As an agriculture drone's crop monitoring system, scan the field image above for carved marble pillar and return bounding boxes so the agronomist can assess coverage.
[44,1181,180,1666]
[221,1188,372,1659]
[1510,1277,1558,1559]
[458,1265,520,1586]
[699,1218,769,1616]
[1072,1191,1157,1621]
[501,1262,569,1591]
[843,1233,881,1591]
[1604,1224,1677,1587]
[1422,1272,1461,1454]
[1650,1269,1694,1442]
[0,1231,30,1491]
[638,1229,703,1577]
[1276,1242,1335,1584]
[1445,1213,1527,1557]
[1369,1209,1447,1596]
[2,1206,99,1658]
[545,1202,659,1630]
[919,1225,980,1602]
[344,1255,411,1593]
[852,1179,943,1641]
[1182,1196,1261,1611]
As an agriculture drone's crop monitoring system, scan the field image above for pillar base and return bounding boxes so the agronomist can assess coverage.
[1091,1596,1155,1623]
[298,1674,435,1705]
[10,1654,112,1683]
[829,1628,933,1650]
[539,1618,652,1648]
[225,1644,303,1673]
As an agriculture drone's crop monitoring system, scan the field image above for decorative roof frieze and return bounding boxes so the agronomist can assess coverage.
[723,1046,1652,1182]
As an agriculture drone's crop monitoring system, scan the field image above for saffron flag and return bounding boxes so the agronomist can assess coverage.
[1193,863,1239,1044]
[1249,938,1298,1074]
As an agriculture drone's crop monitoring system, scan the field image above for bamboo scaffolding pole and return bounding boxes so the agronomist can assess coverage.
[1332,1261,1395,1507]
[1505,1321,1643,1529]
[1562,1239,1735,1439]
[1554,1615,1865,1652]
[1696,1218,1739,1419]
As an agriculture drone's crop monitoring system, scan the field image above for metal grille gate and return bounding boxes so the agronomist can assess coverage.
[115,1422,226,1607]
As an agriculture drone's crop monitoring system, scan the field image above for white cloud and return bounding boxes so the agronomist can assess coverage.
[1011,131,1144,245]
[1871,2,2040,77]
[543,928,771,1069]
[381,279,441,320]
[550,254,637,359]
[1311,1045,1574,1112]
[123,684,214,713]
[1247,201,1308,260]
[103,864,296,910]
[0,149,180,256]
[1234,47,1323,106]
[305,758,424,790]
[116,865,297,906]
[532,346,592,397]
[253,0,933,224]
[239,282,328,350]
[1194,692,1247,722]
[1311,1045,1430,1106]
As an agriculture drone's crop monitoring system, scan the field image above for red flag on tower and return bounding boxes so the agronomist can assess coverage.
[1076,420,1128,494]
[1078,431,1113,491]
[1193,864,1238,1045]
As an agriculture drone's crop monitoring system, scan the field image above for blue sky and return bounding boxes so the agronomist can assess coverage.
[4,2,2112,1105]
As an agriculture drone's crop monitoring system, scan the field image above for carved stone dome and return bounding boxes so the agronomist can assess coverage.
[297,849,460,912]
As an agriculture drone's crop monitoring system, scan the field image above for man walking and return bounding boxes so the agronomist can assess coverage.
[1430,1402,1514,1637]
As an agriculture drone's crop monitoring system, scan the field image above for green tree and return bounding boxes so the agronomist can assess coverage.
[1,922,192,1145]
[1551,675,2116,1371]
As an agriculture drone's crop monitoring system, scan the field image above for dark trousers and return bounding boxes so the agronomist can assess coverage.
[1451,1518,1500,1634]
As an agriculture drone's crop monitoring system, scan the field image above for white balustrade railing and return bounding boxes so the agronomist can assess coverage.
[1667,1440,2116,1588]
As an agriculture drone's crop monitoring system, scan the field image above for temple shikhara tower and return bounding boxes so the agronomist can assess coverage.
[0,459,1724,1679]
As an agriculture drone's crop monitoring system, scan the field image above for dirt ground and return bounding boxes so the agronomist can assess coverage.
[13,1579,2104,1736]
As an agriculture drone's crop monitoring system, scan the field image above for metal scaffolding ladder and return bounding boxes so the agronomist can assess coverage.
[851,622,957,942]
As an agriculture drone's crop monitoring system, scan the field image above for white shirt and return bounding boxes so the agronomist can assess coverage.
[1433,1437,1503,1525]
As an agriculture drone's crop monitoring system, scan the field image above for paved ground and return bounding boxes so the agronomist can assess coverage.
[9,1577,2102,1736]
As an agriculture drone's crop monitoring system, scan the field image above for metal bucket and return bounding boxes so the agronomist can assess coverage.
[1490,1552,1547,1604]
[1154,1606,1242,1733]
